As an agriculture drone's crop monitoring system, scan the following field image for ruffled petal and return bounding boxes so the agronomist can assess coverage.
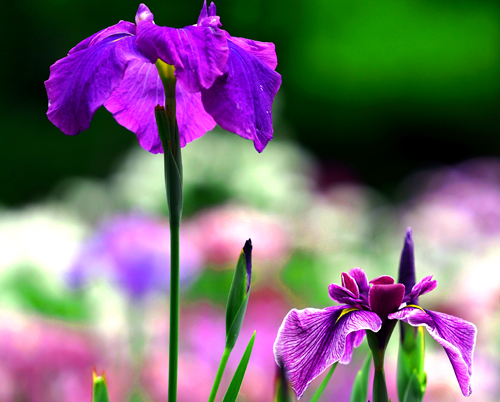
[389,307,476,396]
[274,306,381,399]
[104,58,163,153]
[104,57,216,153]
[349,267,370,297]
[135,19,228,93]
[225,34,278,70]
[340,329,366,364]
[328,283,362,306]
[176,82,216,147]
[403,275,437,303]
[45,35,139,136]
[369,275,395,285]
[341,272,359,298]
[201,39,281,152]
[68,21,136,55]
[135,3,154,24]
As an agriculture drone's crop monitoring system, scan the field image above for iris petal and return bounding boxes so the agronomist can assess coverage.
[135,19,229,93]
[201,40,281,152]
[403,275,437,303]
[389,307,476,396]
[274,306,381,399]
[45,35,139,136]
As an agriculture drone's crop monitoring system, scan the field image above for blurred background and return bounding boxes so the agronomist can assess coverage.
[1,0,500,400]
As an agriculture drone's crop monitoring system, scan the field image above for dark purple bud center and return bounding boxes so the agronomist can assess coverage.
[368,284,405,321]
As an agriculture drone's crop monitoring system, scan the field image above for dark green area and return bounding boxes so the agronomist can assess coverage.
[2,0,499,205]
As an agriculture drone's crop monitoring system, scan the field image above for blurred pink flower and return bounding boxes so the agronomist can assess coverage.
[0,314,131,402]
[185,205,290,267]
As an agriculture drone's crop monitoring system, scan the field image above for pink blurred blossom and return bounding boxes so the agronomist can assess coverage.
[0,313,131,402]
[185,205,290,268]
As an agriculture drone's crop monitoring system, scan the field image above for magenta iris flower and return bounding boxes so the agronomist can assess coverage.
[45,2,281,153]
[273,233,477,399]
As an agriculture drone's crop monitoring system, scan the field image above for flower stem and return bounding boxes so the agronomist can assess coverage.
[168,221,180,402]
[208,346,232,402]
[366,330,390,402]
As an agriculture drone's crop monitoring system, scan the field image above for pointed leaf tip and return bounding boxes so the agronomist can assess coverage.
[243,239,252,293]
[92,370,110,402]
[225,239,253,349]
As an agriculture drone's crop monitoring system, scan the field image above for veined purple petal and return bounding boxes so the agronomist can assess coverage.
[403,275,437,303]
[369,284,405,320]
[369,275,395,285]
[340,329,366,364]
[135,19,228,93]
[135,3,154,24]
[389,307,476,396]
[398,228,417,304]
[349,267,370,297]
[68,21,136,55]
[104,58,216,153]
[46,35,138,136]
[225,34,278,70]
[341,272,359,298]
[274,306,381,399]
[104,58,163,153]
[328,283,362,306]
[175,82,216,147]
[201,40,282,152]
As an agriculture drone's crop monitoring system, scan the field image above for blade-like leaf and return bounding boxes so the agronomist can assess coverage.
[402,371,424,402]
[397,324,426,402]
[221,331,256,402]
[310,362,338,402]
[225,240,252,349]
[92,371,110,402]
[350,352,372,402]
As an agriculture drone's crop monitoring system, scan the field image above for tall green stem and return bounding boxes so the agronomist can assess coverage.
[155,59,183,402]
[169,221,180,402]
[208,347,231,402]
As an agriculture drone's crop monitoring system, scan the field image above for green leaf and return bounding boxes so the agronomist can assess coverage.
[402,371,424,402]
[225,240,252,350]
[397,324,426,402]
[92,371,110,402]
[222,331,256,402]
[350,352,372,402]
[310,362,338,402]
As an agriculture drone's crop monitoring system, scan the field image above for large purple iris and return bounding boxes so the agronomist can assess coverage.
[45,2,281,153]
[273,242,477,399]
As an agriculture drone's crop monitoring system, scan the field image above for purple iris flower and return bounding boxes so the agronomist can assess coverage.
[274,255,477,399]
[45,2,281,153]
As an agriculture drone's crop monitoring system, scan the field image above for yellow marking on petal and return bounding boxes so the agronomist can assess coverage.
[406,304,425,312]
[336,307,359,323]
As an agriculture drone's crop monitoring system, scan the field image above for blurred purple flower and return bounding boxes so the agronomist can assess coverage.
[45,2,281,153]
[274,237,477,399]
[69,214,202,298]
